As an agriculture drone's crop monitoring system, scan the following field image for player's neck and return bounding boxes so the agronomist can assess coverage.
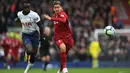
[55,10,63,15]
[22,10,30,15]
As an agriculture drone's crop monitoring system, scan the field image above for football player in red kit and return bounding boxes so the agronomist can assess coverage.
[44,1,74,73]
[0,32,21,69]
[10,33,21,68]
[0,33,12,69]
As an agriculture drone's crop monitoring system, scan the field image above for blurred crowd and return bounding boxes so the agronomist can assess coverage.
[99,35,130,61]
[0,0,129,62]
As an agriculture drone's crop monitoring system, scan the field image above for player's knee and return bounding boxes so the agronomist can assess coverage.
[41,57,46,62]
[26,43,33,52]
[59,43,66,52]
[92,56,98,60]
[46,55,50,61]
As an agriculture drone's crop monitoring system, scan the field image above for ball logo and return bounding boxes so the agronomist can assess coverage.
[60,14,64,17]
[58,40,61,43]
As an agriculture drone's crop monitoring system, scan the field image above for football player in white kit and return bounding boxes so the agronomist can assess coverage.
[16,2,43,73]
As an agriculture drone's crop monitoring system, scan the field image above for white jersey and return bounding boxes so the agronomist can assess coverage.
[17,10,40,33]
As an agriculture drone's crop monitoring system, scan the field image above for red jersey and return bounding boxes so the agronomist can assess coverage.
[10,38,21,53]
[0,37,12,50]
[51,11,72,39]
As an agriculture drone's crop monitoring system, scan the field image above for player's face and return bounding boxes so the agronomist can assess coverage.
[23,3,30,14]
[53,4,62,13]
[23,7,30,13]
[23,6,30,13]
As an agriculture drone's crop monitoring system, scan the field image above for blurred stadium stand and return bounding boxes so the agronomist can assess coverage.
[0,0,130,68]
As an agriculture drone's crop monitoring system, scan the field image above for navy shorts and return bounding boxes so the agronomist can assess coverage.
[22,31,40,49]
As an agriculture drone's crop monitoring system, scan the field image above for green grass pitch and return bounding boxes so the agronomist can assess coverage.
[0,68,130,73]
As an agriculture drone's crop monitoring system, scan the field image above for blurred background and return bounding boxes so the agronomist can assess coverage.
[0,0,130,69]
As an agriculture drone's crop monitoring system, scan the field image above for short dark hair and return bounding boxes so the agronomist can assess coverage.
[23,2,30,8]
[53,0,61,6]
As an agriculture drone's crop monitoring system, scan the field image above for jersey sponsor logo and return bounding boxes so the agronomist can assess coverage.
[58,40,61,43]
[22,23,32,27]
[60,14,64,17]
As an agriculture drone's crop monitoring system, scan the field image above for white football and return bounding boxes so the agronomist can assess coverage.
[104,26,115,36]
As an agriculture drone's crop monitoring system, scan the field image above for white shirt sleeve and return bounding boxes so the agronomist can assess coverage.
[33,13,41,23]
[17,12,20,18]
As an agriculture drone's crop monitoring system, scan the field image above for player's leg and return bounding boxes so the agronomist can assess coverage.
[6,52,11,70]
[41,55,50,71]
[44,55,50,70]
[22,34,35,73]
[3,56,7,68]
[24,50,38,73]
[24,43,35,73]
[12,53,19,67]
[24,31,40,73]
[3,50,8,68]
[92,58,98,68]
[55,39,68,73]
[40,46,50,71]
[4,55,10,69]
[62,37,74,73]
[92,54,98,68]
[24,43,39,73]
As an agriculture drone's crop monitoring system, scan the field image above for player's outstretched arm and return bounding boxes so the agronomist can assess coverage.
[44,14,67,23]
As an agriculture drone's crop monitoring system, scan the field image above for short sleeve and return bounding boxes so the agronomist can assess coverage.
[33,13,41,23]
[17,12,20,19]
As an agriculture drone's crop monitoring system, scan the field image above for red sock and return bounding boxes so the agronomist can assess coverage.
[60,52,66,68]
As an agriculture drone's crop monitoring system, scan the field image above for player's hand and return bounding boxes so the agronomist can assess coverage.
[43,14,51,20]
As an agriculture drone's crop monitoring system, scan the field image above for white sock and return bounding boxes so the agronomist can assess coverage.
[7,65,10,70]
[24,63,34,73]
[57,70,62,73]
[63,68,68,73]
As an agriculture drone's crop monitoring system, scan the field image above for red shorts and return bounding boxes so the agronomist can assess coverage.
[54,37,74,54]
[11,52,18,58]
[11,51,19,61]
[11,49,18,58]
